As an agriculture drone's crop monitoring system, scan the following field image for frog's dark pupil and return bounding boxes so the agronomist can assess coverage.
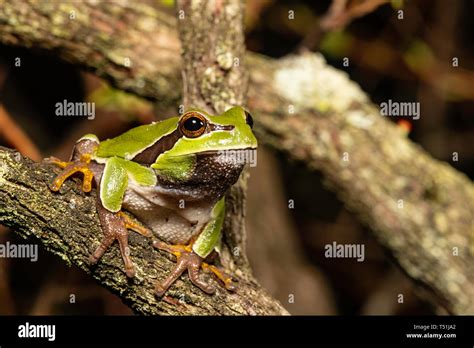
[245,111,254,129]
[184,117,204,132]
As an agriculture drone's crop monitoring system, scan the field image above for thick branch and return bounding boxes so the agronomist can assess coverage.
[0,147,287,315]
[0,0,181,105]
[0,1,473,314]
[176,0,253,274]
[252,54,474,315]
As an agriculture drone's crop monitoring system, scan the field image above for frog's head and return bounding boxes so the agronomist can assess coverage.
[168,106,257,156]
[150,106,258,189]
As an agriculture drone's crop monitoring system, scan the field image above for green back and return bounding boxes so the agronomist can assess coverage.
[95,117,179,160]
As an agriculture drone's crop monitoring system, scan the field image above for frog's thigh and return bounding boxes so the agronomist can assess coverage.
[192,197,225,258]
[100,157,128,212]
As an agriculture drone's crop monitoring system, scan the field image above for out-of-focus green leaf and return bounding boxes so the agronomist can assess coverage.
[87,83,153,121]
[391,0,404,10]
[160,0,175,8]
[319,30,354,58]
[281,4,316,35]
[403,40,435,71]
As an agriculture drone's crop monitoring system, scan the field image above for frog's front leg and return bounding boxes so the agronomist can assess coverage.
[153,197,236,297]
[45,135,99,193]
[47,136,152,278]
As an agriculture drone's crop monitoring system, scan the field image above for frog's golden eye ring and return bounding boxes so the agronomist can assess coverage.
[179,111,207,138]
[244,110,254,129]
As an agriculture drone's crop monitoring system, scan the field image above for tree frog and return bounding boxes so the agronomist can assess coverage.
[46,106,257,297]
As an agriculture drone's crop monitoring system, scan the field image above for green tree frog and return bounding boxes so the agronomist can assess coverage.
[46,106,257,297]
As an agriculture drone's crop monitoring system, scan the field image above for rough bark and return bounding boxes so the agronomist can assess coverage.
[0,1,472,314]
[175,0,251,273]
[0,147,286,315]
[253,53,474,315]
[173,0,286,312]
[0,0,181,105]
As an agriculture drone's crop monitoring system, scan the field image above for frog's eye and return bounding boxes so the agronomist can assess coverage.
[244,110,254,129]
[179,112,207,138]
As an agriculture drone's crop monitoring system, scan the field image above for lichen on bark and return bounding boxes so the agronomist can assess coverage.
[0,147,288,315]
[0,0,472,315]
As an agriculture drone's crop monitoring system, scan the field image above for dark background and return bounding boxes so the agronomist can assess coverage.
[0,0,472,315]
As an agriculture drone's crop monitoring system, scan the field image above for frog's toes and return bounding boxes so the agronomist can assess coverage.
[118,211,153,238]
[44,156,69,168]
[48,160,95,192]
[152,241,215,297]
[202,263,236,292]
[89,209,143,278]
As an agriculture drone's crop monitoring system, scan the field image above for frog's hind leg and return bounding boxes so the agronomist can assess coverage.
[117,211,153,238]
[89,205,152,278]
[45,136,99,192]
[150,197,238,297]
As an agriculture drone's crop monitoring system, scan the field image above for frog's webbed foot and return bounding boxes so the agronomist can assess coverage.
[89,209,152,278]
[201,262,236,292]
[46,137,99,193]
[152,240,216,297]
[46,155,95,192]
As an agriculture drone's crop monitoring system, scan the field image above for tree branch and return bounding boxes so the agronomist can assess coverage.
[0,0,472,314]
[175,0,254,275]
[0,147,287,315]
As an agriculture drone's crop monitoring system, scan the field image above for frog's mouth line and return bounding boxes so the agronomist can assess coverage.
[196,148,258,168]
[194,147,258,156]
[209,123,235,131]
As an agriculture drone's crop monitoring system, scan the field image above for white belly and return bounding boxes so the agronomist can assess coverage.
[122,182,215,245]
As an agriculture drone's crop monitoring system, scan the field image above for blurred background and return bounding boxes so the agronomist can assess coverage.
[0,0,472,315]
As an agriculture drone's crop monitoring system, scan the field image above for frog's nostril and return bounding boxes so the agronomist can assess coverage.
[244,111,254,129]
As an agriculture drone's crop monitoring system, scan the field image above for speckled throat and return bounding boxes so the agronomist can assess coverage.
[155,150,247,201]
